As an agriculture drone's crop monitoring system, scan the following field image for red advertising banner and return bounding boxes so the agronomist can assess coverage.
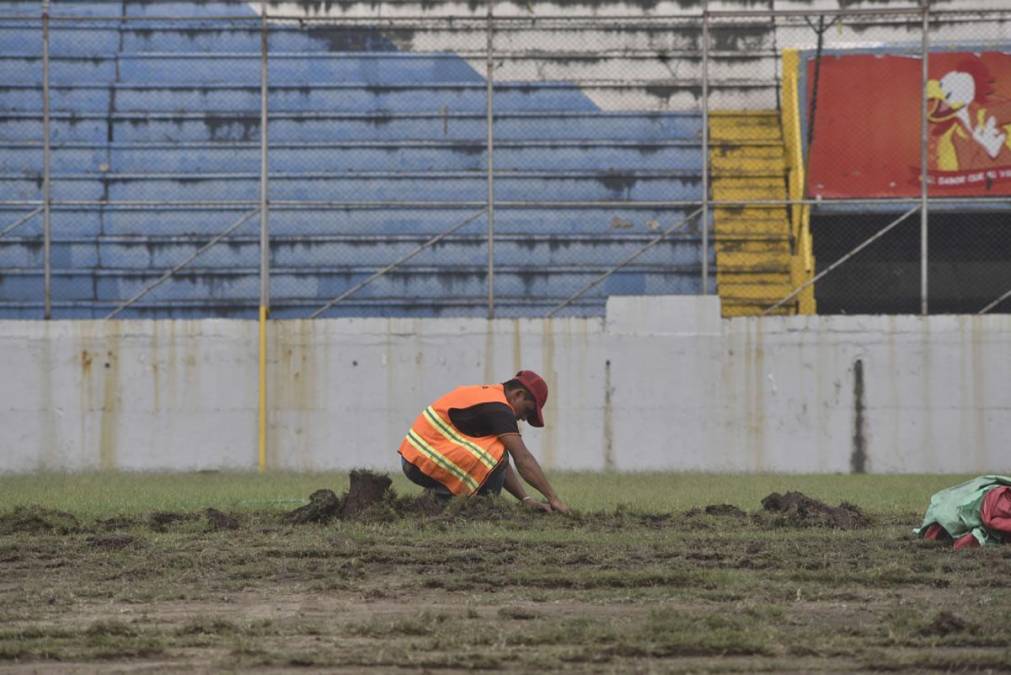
[806,51,1011,198]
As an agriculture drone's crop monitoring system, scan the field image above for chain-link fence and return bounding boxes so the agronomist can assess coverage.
[2,2,1010,319]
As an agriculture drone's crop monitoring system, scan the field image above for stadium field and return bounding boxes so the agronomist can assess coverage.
[2,472,1008,673]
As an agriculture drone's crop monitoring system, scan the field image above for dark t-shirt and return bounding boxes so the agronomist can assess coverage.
[448,402,519,438]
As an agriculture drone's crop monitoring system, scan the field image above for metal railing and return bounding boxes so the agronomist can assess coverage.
[1,3,1010,318]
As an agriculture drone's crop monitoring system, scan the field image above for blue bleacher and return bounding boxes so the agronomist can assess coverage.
[0,0,711,318]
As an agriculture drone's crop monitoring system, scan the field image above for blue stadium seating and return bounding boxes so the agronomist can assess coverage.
[0,0,711,318]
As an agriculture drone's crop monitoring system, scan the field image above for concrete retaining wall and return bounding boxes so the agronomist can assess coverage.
[2,296,1009,474]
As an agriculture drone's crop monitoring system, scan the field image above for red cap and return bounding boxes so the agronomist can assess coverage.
[514,370,548,427]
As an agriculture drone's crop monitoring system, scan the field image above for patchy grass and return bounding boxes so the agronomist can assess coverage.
[0,470,976,517]
[0,472,1007,672]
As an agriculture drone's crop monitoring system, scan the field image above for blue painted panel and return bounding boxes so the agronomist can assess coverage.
[120,1,263,17]
[44,26,121,55]
[118,54,484,85]
[101,207,259,236]
[99,112,700,143]
[100,83,597,114]
[268,237,700,268]
[49,1,128,17]
[0,240,42,267]
[83,206,705,236]
[0,2,43,16]
[0,86,111,113]
[1,145,107,172]
[94,271,259,301]
[9,142,700,173]
[15,172,700,203]
[121,25,400,53]
[0,57,117,84]
[0,116,108,142]
[0,273,48,302]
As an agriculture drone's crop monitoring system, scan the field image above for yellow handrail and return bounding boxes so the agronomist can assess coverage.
[780,49,816,314]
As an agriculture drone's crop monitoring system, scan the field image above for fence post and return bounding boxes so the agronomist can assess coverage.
[485,0,496,319]
[920,2,929,315]
[701,2,710,296]
[258,2,270,473]
[42,1,51,319]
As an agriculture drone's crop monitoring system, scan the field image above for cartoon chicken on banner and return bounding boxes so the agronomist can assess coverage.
[927,56,1011,184]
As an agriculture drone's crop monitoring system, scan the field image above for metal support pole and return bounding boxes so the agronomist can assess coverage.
[920,3,930,315]
[485,0,496,319]
[42,2,51,319]
[258,1,270,474]
[701,3,710,295]
[259,4,270,314]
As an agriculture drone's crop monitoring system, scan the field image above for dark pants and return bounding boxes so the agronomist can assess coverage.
[401,456,507,498]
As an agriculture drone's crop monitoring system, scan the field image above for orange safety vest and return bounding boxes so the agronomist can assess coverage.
[398,384,512,496]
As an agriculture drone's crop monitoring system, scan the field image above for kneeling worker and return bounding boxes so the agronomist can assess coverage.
[399,370,569,513]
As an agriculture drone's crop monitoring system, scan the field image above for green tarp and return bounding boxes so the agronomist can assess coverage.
[915,475,1011,546]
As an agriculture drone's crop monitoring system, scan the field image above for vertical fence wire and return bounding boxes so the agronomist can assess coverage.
[485,2,496,319]
[260,3,270,315]
[41,1,51,319]
[258,3,270,472]
[701,3,710,295]
[920,3,930,315]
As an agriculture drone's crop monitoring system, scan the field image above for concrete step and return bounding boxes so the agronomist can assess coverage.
[0,111,706,143]
[716,250,791,272]
[717,282,794,301]
[0,140,705,173]
[720,302,794,317]
[0,170,706,202]
[0,83,600,115]
[0,266,707,303]
[0,234,707,269]
[0,205,707,237]
[712,180,787,202]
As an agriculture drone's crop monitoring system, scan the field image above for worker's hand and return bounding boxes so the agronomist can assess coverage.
[521,497,552,513]
[548,497,570,514]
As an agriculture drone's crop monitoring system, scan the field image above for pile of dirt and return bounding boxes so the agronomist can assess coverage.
[148,511,196,531]
[342,470,393,518]
[685,504,747,518]
[283,471,563,525]
[285,488,342,524]
[285,470,403,524]
[759,491,871,529]
[0,506,80,535]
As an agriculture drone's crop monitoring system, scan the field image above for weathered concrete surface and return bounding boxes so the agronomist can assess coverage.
[1,298,1009,473]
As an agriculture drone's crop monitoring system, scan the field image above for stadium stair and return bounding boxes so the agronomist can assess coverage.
[709,108,815,317]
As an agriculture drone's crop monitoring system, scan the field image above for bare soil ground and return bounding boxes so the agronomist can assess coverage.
[1,473,1009,673]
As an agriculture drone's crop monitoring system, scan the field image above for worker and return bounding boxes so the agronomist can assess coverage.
[398,370,569,513]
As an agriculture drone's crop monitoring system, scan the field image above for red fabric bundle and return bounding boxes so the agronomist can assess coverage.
[981,486,1011,536]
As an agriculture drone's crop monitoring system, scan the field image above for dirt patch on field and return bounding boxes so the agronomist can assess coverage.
[686,504,747,518]
[278,476,872,532]
[86,534,136,550]
[920,610,970,636]
[0,506,80,534]
[204,508,240,531]
[148,511,199,532]
[758,491,872,529]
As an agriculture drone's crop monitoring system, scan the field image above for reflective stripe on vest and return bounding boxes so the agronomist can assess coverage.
[398,384,511,496]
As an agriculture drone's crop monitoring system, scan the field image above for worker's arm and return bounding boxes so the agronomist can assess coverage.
[499,433,569,513]
[502,462,551,512]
